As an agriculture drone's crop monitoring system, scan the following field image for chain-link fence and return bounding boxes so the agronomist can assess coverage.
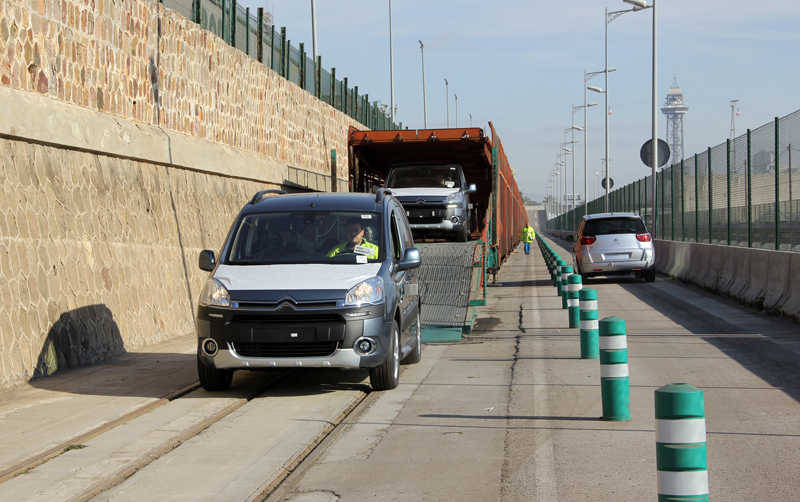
[547,108,800,252]
[163,0,399,130]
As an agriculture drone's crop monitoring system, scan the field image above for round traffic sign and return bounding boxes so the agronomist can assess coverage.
[601,177,614,190]
[640,139,671,168]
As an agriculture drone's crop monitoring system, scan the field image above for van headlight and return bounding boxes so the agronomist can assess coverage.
[446,193,460,208]
[199,278,230,307]
[344,277,384,306]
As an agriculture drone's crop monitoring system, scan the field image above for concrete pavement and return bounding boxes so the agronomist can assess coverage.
[271,239,800,501]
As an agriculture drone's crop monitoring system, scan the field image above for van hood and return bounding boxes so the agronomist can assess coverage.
[214,263,382,291]
[389,187,460,198]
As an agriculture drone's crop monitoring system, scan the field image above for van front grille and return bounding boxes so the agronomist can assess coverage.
[234,341,339,358]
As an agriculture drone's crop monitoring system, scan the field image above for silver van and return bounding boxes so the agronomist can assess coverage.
[572,213,655,282]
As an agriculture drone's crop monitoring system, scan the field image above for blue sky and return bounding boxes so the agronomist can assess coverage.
[240,0,800,202]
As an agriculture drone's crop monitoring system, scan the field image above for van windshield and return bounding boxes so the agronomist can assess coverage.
[386,165,462,189]
[225,211,383,265]
[583,217,647,236]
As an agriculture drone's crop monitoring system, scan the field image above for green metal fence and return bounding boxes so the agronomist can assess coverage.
[162,0,400,130]
[548,108,800,252]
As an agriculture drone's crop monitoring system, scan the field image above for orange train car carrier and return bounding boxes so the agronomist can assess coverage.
[347,123,526,274]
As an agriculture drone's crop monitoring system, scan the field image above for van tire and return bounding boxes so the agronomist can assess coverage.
[197,357,234,391]
[645,269,656,282]
[370,322,400,390]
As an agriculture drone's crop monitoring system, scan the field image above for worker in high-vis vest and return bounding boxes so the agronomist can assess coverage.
[521,224,536,255]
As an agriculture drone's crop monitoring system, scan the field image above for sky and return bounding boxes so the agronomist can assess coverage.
[241,0,800,203]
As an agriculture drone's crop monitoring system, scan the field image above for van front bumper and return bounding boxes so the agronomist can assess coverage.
[210,345,363,369]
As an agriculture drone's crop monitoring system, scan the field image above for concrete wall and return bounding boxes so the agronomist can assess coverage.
[654,240,800,320]
[0,0,368,388]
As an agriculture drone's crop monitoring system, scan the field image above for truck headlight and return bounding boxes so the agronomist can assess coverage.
[344,277,384,306]
[199,278,230,307]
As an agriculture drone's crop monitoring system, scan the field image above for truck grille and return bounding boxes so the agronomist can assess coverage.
[234,341,339,358]
[405,205,447,223]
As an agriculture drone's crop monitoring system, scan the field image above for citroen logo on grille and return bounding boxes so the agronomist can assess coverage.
[277,299,296,311]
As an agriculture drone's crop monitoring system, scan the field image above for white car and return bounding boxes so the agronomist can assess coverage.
[572,213,656,282]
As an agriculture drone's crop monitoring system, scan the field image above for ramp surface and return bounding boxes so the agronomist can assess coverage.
[417,242,476,327]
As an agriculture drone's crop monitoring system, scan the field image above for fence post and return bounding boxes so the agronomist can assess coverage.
[695,154,699,243]
[315,56,322,98]
[192,0,200,23]
[229,0,236,47]
[364,94,369,126]
[655,383,709,501]
[270,25,275,70]
[708,147,712,244]
[299,43,306,90]
[644,178,648,231]
[343,77,349,116]
[330,67,336,106]
[727,139,731,246]
[244,7,250,55]
[285,40,291,81]
[671,166,676,240]
[256,8,263,62]
[330,149,337,193]
[747,129,752,248]
[599,316,630,421]
[775,116,780,250]
[661,169,665,238]
[280,27,287,77]
[681,159,685,241]
[221,0,226,43]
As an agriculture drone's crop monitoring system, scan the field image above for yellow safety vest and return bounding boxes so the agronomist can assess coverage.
[521,226,536,243]
[327,240,380,260]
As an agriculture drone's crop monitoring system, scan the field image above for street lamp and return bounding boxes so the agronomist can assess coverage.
[585,68,612,217]
[605,1,647,212]
[444,78,449,127]
[388,0,394,123]
[419,41,427,128]
[620,0,656,234]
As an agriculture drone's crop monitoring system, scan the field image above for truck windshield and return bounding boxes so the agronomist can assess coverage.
[386,165,462,189]
[225,211,383,265]
[583,217,647,236]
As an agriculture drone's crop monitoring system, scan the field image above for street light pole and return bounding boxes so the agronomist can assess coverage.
[455,94,459,127]
[444,78,449,127]
[419,40,427,128]
[388,0,394,123]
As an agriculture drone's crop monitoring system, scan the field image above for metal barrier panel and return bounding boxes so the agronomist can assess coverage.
[750,122,776,249]
[710,143,727,244]
[779,110,800,251]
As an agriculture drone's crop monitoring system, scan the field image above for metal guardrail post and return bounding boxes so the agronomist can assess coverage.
[599,316,630,421]
[727,139,731,246]
[229,0,236,47]
[257,8,263,62]
[655,383,709,501]
[775,116,780,250]
[747,129,752,248]
[708,147,712,244]
[579,289,599,359]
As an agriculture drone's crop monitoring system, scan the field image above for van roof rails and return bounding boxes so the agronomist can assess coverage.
[375,188,393,203]
[249,189,286,205]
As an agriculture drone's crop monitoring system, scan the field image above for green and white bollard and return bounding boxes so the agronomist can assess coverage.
[599,316,630,420]
[655,383,709,502]
[559,265,573,307]
[567,274,582,328]
[554,259,565,288]
[579,289,599,359]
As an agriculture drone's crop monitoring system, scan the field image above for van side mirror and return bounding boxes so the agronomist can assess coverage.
[199,250,216,271]
[397,247,421,271]
[466,184,477,194]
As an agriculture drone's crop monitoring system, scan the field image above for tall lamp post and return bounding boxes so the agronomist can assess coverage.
[584,68,612,216]
[419,41,427,128]
[388,0,394,123]
[605,4,647,211]
[567,120,583,231]
[621,0,656,233]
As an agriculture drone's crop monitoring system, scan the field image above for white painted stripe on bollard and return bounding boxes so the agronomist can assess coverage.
[567,284,580,292]
[580,320,598,330]
[655,418,707,443]
[599,336,627,350]
[579,300,598,311]
[567,299,579,307]
[600,364,629,378]
[657,470,709,496]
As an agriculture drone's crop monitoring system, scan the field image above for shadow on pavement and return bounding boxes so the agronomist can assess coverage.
[490,279,554,288]
[619,281,800,404]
